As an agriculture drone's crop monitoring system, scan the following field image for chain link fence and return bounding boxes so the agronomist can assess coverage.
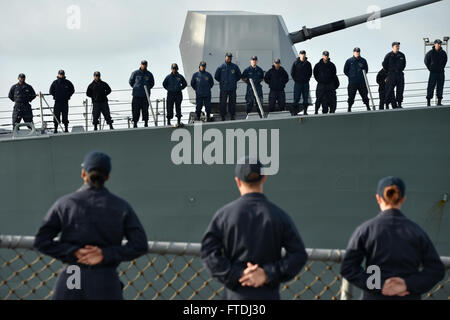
[0,235,448,300]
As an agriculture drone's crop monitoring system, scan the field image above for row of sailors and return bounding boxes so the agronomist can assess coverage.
[7,40,447,131]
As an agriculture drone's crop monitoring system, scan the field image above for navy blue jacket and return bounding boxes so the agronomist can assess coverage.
[162,72,187,93]
[341,209,445,300]
[129,69,155,97]
[313,59,337,85]
[242,65,264,92]
[214,62,242,91]
[291,58,312,84]
[34,184,149,268]
[201,192,307,300]
[49,77,75,102]
[191,70,214,97]
[86,80,112,103]
[425,47,447,73]
[344,56,369,85]
[376,68,388,92]
[382,51,406,74]
[264,66,289,91]
[8,82,36,104]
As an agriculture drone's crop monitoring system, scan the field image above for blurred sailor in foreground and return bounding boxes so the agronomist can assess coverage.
[34,151,148,299]
[341,176,445,300]
[201,157,307,300]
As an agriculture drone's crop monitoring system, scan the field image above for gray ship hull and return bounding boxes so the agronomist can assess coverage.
[1,106,449,255]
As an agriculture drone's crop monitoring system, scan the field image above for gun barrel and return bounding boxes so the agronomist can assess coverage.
[289,0,442,44]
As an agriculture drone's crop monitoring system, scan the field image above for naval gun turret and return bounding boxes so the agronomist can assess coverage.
[179,0,441,114]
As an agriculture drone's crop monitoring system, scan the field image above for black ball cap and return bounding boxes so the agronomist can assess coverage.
[392,41,400,47]
[434,39,442,44]
[199,61,207,67]
[299,50,306,55]
[322,51,329,56]
[171,63,179,70]
[58,69,65,75]
[18,73,26,79]
[274,58,281,64]
[251,55,258,61]
[225,52,233,58]
[377,176,405,199]
[82,151,111,174]
[353,47,361,52]
[93,71,101,77]
[235,156,263,183]
[141,60,148,65]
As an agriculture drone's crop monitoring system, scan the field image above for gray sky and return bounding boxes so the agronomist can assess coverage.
[0,0,448,127]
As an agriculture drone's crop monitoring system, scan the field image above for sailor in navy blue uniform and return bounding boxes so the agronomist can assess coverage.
[49,70,75,133]
[242,56,264,116]
[425,39,447,106]
[8,73,36,129]
[341,176,445,300]
[382,42,406,109]
[214,52,242,121]
[129,60,155,128]
[201,157,307,300]
[163,63,187,127]
[34,151,148,300]
[191,61,214,122]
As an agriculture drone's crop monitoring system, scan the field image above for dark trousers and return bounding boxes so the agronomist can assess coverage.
[166,91,183,120]
[245,87,263,114]
[12,103,33,127]
[92,102,113,125]
[347,83,369,108]
[54,101,69,127]
[269,90,286,112]
[427,72,445,100]
[196,96,212,116]
[385,73,405,108]
[315,83,336,114]
[292,82,310,114]
[131,96,149,123]
[378,89,389,110]
[52,266,123,300]
[219,89,237,117]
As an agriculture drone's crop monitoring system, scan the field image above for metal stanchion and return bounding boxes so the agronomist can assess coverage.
[163,98,166,126]
[249,78,265,118]
[363,70,376,110]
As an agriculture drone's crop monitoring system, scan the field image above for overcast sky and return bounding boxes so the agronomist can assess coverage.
[0,0,448,126]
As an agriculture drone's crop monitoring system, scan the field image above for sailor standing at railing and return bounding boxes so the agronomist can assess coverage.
[163,63,187,127]
[383,42,406,109]
[33,151,148,300]
[242,56,265,117]
[8,73,36,130]
[214,52,242,121]
[343,47,370,112]
[191,61,214,122]
[129,60,155,128]
[49,70,75,133]
[425,39,447,107]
